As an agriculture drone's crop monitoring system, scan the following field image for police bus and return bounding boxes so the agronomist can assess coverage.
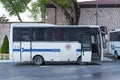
[9,23,104,65]
[109,29,120,58]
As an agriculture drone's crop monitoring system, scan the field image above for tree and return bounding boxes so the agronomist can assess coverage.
[0,35,9,54]
[0,15,9,22]
[0,0,31,22]
[30,0,80,25]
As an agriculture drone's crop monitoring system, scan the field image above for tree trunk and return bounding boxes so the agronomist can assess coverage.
[17,14,23,22]
[68,0,80,25]
[50,0,80,25]
[10,0,23,22]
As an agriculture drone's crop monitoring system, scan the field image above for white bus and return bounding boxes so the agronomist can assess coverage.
[9,23,104,65]
[109,29,120,58]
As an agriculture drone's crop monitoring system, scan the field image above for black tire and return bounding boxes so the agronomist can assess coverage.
[114,51,119,59]
[33,56,44,66]
[77,56,86,65]
[77,56,82,65]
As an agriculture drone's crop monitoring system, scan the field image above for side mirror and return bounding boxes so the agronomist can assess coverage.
[100,26,108,35]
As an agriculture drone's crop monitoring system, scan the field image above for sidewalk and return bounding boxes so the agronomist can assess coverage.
[0,60,12,63]
[103,53,115,62]
[103,57,114,62]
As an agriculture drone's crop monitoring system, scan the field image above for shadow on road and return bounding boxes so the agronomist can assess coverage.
[14,62,100,67]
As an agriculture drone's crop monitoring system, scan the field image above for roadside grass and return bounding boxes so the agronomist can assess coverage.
[0,47,9,60]
[0,53,9,60]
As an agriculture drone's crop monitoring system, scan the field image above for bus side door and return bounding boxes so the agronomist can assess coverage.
[13,28,21,61]
[81,34,92,62]
[21,28,31,61]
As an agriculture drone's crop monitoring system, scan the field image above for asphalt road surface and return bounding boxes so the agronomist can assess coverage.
[0,60,120,80]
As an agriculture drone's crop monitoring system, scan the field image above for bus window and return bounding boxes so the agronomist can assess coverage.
[32,28,45,41]
[13,28,21,41]
[53,28,65,41]
[21,28,31,41]
[82,34,91,51]
[66,28,81,41]
[44,28,53,41]
[110,32,120,41]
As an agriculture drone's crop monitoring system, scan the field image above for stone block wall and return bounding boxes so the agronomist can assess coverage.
[46,8,120,32]
[46,8,56,24]
[79,8,120,32]
[46,8,67,25]
[0,23,11,47]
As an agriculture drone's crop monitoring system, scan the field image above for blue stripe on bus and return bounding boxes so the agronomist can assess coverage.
[32,49,60,52]
[76,49,81,52]
[13,49,20,52]
[13,49,30,52]
[13,49,61,52]
[23,49,31,52]
[13,49,81,52]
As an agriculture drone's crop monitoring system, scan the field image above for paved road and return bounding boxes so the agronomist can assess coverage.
[0,61,120,80]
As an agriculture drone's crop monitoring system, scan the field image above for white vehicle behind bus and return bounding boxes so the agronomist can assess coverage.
[109,29,120,58]
[9,23,105,65]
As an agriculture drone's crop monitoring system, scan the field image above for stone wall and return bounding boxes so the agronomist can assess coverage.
[79,8,120,32]
[46,8,67,25]
[0,23,11,47]
[46,8,120,31]
[46,8,56,24]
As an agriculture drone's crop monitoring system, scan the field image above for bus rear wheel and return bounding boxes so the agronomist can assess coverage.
[33,55,44,66]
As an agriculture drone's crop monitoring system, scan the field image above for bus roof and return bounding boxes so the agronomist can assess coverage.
[110,28,120,33]
[11,23,99,28]
[11,23,57,27]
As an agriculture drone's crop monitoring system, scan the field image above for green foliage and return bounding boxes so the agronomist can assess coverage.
[0,35,9,54]
[0,15,9,22]
[55,0,70,8]
[29,0,49,21]
[0,0,31,21]
[29,0,80,24]
[1,0,31,15]
[0,0,79,24]
[29,1,41,21]
[36,0,70,12]
[29,0,73,22]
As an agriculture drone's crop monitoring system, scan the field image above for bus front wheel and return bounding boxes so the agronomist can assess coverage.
[77,56,82,65]
[114,51,119,59]
[33,55,44,66]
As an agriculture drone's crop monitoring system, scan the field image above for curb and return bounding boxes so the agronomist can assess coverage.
[0,57,115,63]
[103,57,115,62]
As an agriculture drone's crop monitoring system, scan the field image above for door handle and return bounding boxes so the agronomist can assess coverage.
[22,48,24,52]
[82,50,84,56]
[82,53,84,56]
